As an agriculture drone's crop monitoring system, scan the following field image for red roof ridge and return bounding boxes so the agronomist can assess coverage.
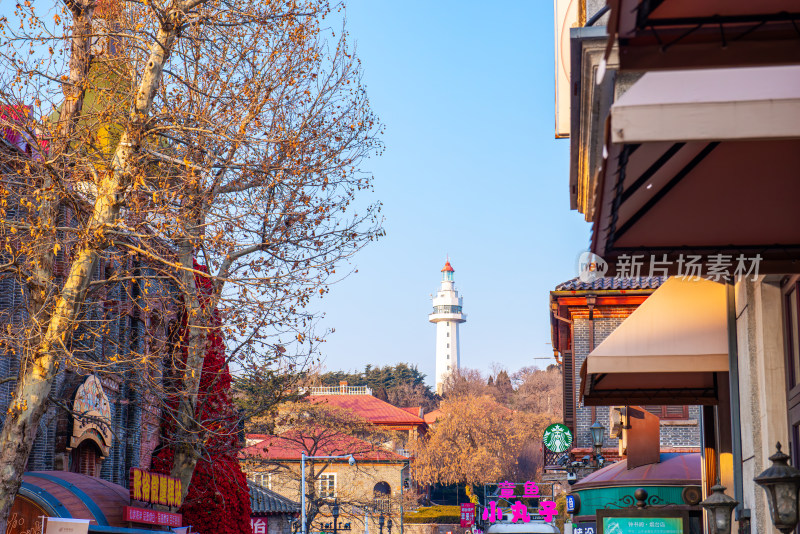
[239,432,409,462]
[307,394,426,425]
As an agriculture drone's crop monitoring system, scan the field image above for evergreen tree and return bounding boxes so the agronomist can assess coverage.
[316,364,438,410]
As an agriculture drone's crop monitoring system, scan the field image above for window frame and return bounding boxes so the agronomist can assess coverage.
[248,472,272,490]
[643,405,690,420]
[782,275,800,467]
[318,473,337,499]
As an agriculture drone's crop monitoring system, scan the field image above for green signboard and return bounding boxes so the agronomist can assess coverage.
[602,517,683,534]
[543,423,573,453]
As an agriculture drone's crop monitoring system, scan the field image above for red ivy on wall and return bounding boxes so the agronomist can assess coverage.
[153,261,252,534]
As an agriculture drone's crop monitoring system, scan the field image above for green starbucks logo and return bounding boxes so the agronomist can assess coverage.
[543,423,573,453]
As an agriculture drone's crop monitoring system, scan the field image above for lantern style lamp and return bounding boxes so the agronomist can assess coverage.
[590,421,605,448]
[378,513,385,534]
[590,420,605,466]
[700,482,738,534]
[586,295,597,320]
[754,442,800,534]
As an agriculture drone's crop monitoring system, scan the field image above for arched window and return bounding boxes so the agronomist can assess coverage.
[373,481,391,513]
[373,482,390,496]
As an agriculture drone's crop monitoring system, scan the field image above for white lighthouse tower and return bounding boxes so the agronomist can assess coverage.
[429,259,467,394]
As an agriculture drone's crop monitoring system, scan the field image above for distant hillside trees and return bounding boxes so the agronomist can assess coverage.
[316,363,438,411]
[441,365,563,417]
[511,365,563,416]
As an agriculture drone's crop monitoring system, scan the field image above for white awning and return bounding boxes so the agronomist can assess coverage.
[610,66,800,143]
[582,277,729,406]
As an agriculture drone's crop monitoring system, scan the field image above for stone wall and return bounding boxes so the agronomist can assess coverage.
[734,277,790,534]
[247,460,409,532]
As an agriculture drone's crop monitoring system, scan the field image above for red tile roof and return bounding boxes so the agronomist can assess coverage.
[240,433,408,462]
[423,408,443,425]
[400,406,422,417]
[307,395,426,426]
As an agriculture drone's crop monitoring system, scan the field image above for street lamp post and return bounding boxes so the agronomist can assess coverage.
[301,453,356,534]
[378,513,385,534]
[332,499,340,534]
[387,519,393,534]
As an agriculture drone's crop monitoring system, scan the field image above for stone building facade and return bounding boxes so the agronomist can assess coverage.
[0,139,175,484]
[1,257,175,484]
[241,434,409,534]
[550,277,701,462]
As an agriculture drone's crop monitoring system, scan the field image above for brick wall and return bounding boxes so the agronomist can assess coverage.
[0,251,176,486]
[571,310,701,453]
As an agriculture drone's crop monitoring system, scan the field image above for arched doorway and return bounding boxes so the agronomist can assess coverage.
[68,375,113,477]
[71,439,103,477]
[373,482,391,513]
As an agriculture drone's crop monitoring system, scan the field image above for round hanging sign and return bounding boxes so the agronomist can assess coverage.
[543,423,573,453]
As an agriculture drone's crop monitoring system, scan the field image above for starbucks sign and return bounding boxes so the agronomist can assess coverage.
[543,423,573,453]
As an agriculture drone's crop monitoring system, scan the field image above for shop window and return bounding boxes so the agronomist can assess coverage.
[644,405,690,420]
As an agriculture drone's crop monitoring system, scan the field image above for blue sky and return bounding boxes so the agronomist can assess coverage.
[0,1,593,386]
[313,1,591,384]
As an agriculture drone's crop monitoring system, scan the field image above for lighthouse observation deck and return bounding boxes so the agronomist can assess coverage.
[432,305,462,314]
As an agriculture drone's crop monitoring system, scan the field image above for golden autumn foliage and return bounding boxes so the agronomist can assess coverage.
[410,394,557,486]
[0,0,382,527]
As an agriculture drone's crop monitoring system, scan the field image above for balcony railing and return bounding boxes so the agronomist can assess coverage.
[431,305,462,314]
[300,386,373,396]
[372,498,393,514]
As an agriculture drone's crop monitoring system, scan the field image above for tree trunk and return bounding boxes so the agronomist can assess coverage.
[169,224,208,501]
[0,17,180,530]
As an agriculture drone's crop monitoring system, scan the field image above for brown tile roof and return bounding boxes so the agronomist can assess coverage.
[249,481,300,515]
[555,276,666,291]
